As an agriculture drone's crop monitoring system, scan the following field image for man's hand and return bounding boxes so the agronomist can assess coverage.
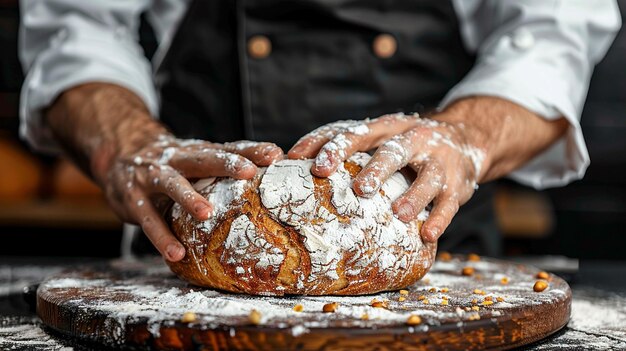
[289,96,568,243]
[46,83,283,262]
[288,113,483,243]
[102,137,282,262]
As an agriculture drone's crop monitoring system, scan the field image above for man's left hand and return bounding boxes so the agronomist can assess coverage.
[288,112,486,243]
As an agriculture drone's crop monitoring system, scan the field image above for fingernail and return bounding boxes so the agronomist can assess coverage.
[264,146,284,163]
[314,152,332,171]
[194,202,212,219]
[396,203,415,221]
[238,161,256,174]
[166,244,185,261]
[262,145,274,157]
[428,227,441,241]
[357,176,380,197]
[242,160,255,169]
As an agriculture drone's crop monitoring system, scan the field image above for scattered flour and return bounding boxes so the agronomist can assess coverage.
[0,322,74,350]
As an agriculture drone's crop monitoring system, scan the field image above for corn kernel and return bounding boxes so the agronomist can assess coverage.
[181,312,196,323]
[249,310,262,325]
[406,315,422,325]
[536,271,550,280]
[323,302,338,313]
[438,251,452,262]
[462,267,475,276]
[533,280,549,292]
[468,253,481,262]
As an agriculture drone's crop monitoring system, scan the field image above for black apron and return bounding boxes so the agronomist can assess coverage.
[157,0,475,147]
[141,0,499,256]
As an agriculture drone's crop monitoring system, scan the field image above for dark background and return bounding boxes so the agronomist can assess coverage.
[0,0,624,260]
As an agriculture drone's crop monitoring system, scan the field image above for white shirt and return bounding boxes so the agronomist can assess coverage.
[18,0,621,189]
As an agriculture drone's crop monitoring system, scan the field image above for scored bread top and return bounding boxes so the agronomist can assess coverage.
[168,153,436,295]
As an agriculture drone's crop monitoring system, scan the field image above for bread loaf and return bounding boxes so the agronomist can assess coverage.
[167,153,436,295]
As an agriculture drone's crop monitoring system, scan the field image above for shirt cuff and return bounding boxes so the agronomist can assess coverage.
[20,28,158,154]
[439,46,589,190]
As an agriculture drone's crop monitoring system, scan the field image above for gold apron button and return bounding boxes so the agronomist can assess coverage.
[248,35,272,59]
[373,33,397,59]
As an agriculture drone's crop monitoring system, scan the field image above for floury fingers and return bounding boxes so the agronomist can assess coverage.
[288,113,486,243]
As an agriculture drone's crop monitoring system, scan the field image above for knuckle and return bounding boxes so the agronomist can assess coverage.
[374,112,408,124]
[407,184,435,207]
[376,113,397,123]
[146,164,162,182]
[215,151,250,173]
[140,215,154,231]
[163,175,177,193]
[422,161,446,188]
[426,160,444,175]
[406,126,434,142]
[407,194,428,209]
[433,173,446,190]
[309,124,336,140]
[380,137,410,164]
[295,134,317,146]
[442,200,459,216]
[328,133,354,153]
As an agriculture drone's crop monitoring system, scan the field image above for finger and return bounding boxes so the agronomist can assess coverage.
[133,197,186,262]
[392,162,445,222]
[363,112,422,147]
[223,141,284,166]
[288,126,336,160]
[311,132,364,177]
[311,114,424,177]
[166,149,257,179]
[353,134,412,197]
[146,165,212,221]
[420,195,460,243]
[288,114,420,160]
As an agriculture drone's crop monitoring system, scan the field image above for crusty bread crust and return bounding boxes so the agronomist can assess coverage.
[167,155,436,295]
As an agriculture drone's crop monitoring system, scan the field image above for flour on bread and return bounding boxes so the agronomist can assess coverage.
[259,153,425,288]
[173,153,430,294]
[259,160,317,226]
[224,214,284,273]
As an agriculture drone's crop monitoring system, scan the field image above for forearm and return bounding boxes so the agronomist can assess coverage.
[45,82,283,261]
[434,96,569,183]
[45,83,170,185]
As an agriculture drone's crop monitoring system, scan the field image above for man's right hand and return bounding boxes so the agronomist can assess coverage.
[46,83,283,262]
[102,137,283,262]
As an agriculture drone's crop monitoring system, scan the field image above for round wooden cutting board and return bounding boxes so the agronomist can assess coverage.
[37,255,571,350]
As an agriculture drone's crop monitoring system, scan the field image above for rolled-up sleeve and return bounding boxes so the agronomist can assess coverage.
[19,0,158,153]
[443,0,621,189]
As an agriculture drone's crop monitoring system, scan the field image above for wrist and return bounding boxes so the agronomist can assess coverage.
[48,83,172,186]
[432,95,568,183]
[431,97,496,181]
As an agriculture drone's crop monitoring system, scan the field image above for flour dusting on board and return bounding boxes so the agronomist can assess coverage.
[38,256,574,346]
